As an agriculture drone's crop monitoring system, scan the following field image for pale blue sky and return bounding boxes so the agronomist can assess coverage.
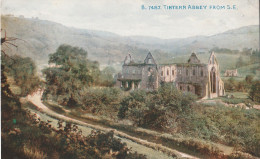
[2,0,259,38]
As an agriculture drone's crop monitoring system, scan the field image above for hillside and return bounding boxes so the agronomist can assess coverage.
[1,15,160,69]
[126,25,259,54]
[1,15,259,70]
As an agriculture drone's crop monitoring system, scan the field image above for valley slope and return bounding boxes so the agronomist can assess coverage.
[1,15,259,70]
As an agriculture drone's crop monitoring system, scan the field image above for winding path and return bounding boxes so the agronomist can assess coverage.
[27,91,199,159]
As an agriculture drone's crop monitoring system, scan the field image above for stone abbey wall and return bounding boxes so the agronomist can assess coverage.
[117,52,225,99]
[159,65,177,82]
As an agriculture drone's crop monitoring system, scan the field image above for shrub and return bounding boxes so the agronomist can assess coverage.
[2,55,41,97]
[100,66,116,87]
[81,87,122,116]
[2,102,147,159]
[118,90,147,125]
[118,84,197,130]
[187,104,260,157]
[249,81,260,103]
[229,151,256,159]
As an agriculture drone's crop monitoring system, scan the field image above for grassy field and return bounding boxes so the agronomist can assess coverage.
[221,76,245,81]
[224,92,249,98]
[237,63,260,79]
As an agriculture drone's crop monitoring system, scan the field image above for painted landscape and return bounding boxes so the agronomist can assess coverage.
[1,1,260,159]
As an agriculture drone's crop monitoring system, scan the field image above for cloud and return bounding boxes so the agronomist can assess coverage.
[2,0,259,38]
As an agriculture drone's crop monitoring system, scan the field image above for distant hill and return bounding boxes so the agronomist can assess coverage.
[126,25,259,53]
[1,15,259,70]
[1,15,156,69]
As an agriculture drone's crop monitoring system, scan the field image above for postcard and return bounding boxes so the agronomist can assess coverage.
[1,0,259,158]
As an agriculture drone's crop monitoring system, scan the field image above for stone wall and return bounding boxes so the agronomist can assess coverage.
[140,65,159,90]
[175,65,208,84]
[159,65,177,82]
[206,52,225,98]
[122,65,142,80]
[117,52,225,99]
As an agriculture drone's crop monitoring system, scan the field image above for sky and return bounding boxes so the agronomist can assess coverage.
[1,0,259,39]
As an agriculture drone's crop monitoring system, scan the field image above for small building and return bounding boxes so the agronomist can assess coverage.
[224,69,238,77]
[117,52,225,99]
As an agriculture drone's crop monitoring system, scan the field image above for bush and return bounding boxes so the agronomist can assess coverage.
[118,90,147,125]
[186,104,260,157]
[249,81,260,103]
[118,84,197,130]
[2,101,147,159]
[224,76,257,93]
[229,151,256,159]
[2,55,41,97]
[81,87,122,116]
[100,66,116,87]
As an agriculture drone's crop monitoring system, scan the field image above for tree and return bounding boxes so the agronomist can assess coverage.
[118,83,196,130]
[250,49,260,64]
[143,83,196,130]
[236,56,244,68]
[42,44,101,107]
[245,75,254,84]
[1,64,22,120]
[249,81,260,103]
[100,66,116,86]
[118,90,147,125]
[1,55,41,97]
[225,78,237,91]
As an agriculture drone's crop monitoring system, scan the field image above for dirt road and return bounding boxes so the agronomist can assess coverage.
[27,91,199,159]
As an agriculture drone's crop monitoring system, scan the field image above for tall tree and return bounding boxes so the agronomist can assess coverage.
[42,44,100,107]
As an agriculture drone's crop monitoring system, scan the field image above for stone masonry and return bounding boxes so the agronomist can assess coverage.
[116,52,225,99]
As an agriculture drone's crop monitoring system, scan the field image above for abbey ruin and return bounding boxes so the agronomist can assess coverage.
[117,52,225,99]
